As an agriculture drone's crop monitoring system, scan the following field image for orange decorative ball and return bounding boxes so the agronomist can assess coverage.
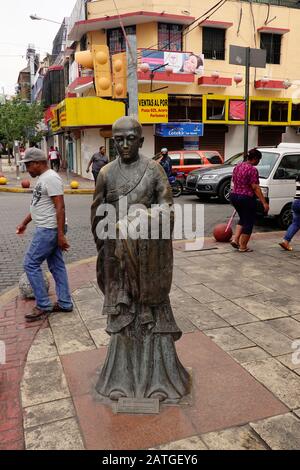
[0,176,8,185]
[213,223,232,242]
[21,179,31,189]
[70,181,79,190]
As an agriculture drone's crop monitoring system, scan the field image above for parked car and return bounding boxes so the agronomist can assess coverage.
[168,150,224,177]
[153,150,223,176]
[186,143,300,229]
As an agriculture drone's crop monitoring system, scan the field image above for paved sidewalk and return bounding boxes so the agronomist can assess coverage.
[1,234,300,450]
[0,163,95,194]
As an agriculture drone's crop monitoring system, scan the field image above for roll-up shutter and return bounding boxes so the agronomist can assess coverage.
[155,136,184,155]
[199,125,227,158]
[258,126,286,147]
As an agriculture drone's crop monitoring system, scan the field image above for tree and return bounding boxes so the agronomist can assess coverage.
[0,97,44,161]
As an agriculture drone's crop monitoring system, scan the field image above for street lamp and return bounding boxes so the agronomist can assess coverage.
[29,14,61,25]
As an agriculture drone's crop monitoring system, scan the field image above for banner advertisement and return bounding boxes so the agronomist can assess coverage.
[155,123,204,138]
[140,50,204,76]
[138,93,168,124]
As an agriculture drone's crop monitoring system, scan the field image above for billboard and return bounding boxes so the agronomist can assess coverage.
[140,50,204,76]
[138,94,168,124]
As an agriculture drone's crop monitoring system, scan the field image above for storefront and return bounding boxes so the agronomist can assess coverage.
[50,96,125,177]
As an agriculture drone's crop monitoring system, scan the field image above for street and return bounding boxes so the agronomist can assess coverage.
[0,192,279,294]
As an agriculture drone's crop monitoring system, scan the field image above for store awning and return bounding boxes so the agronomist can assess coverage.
[67,77,94,94]
[50,97,125,133]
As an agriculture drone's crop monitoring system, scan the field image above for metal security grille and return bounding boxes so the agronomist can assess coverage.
[260,33,281,64]
[202,27,225,60]
[158,23,183,51]
[107,26,136,54]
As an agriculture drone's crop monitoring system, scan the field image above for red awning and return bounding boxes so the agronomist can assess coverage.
[257,26,290,35]
[199,20,233,29]
[68,11,195,41]
[68,76,94,93]
[198,76,232,87]
[255,79,288,90]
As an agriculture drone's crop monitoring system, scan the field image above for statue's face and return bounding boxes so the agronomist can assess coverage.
[113,125,144,163]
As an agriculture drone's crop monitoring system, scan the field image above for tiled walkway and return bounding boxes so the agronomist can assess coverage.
[2,235,300,449]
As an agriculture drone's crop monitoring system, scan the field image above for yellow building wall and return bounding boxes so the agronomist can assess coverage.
[87,0,192,19]
[85,0,300,100]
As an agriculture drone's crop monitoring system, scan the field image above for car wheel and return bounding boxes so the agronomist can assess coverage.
[278,204,292,230]
[218,180,231,203]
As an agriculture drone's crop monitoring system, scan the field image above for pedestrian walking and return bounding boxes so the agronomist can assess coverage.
[279,175,300,251]
[55,147,61,172]
[230,148,269,252]
[48,146,60,172]
[159,148,173,178]
[16,148,73,322]
[86,146,108,184]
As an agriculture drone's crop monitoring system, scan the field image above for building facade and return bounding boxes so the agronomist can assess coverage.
[47,0,300,178]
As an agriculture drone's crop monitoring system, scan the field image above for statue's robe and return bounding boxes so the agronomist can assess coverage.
[91,154,190,402]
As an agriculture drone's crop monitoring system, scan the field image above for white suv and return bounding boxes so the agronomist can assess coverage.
[257,143,300,229]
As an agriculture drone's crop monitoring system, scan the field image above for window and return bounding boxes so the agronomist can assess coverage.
[184,153,203,166]
[271,101,289,122]
[80,34,87,51]
[107,26,136,54]
[158,23,183,51]
[203,27,225,60]
[250,100,269,122]
[169,153,181,166]
[260,33,281,64]
[203,152,222,164]
[274,154,300,180]
[292,103,300,121]
[206,99,226,121]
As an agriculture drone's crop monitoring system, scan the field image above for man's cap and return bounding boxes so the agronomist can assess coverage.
[161,148,168,154]
[23,148,47,163]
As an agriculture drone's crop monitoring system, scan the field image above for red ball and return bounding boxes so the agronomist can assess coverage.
[21,179,31,189]
[213,223,232,242]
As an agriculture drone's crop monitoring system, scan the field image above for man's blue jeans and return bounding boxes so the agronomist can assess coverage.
[24,227,73,311]
[284,199,300,242]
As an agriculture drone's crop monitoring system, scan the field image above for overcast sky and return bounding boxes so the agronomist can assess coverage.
[0,0,77,95]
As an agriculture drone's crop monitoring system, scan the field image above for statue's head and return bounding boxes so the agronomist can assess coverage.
[112,116,144,163]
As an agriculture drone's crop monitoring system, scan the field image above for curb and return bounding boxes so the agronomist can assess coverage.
[0,187,94,195]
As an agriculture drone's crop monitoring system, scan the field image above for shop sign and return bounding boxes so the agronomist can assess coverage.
[138,93,168,123]
[155,123,204,137]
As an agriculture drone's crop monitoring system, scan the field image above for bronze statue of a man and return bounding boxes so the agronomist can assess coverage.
[91,116,190,403]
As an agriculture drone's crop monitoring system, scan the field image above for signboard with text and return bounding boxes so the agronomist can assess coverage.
[155,123,204,138]
[138,93,168,124]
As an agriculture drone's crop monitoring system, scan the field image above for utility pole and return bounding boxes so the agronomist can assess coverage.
[26,44,36,103]
[244,47,250,158]
[126,35,138,118]
[229,45,266,157]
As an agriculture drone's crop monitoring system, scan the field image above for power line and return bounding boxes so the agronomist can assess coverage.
[137,0,227,59]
